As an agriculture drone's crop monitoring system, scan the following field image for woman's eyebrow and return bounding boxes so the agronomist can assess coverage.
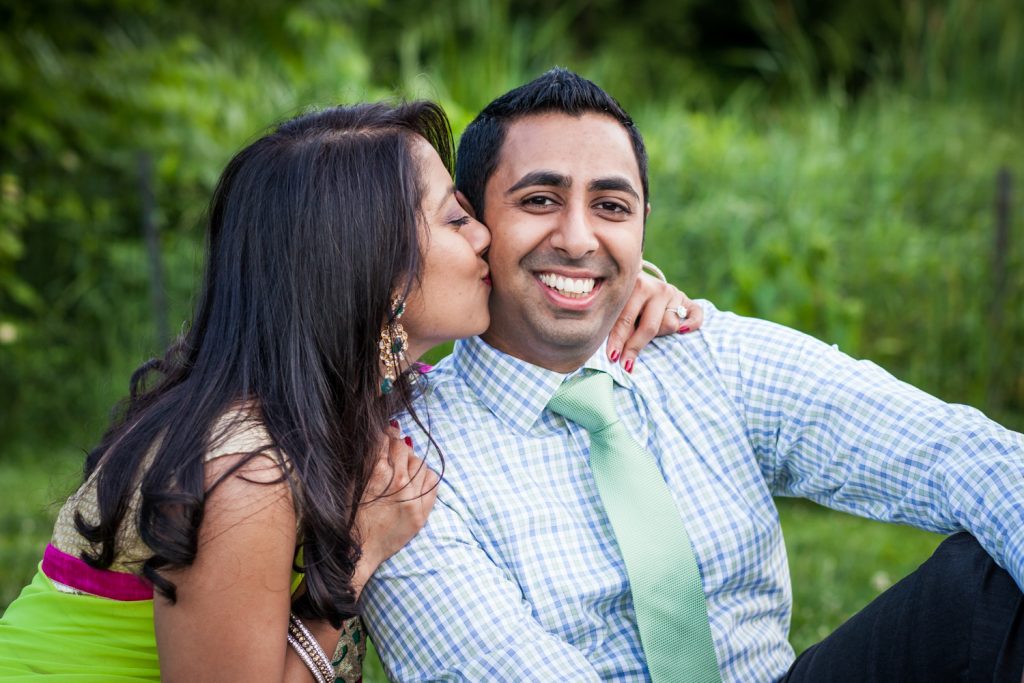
[435,184,457,212]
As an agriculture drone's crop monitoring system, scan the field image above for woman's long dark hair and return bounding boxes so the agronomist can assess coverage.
[74,101,453,625]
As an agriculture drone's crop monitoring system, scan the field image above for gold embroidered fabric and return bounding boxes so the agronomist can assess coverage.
[46,409,367,680]
[331,617,368,683]
[50,409,276,572]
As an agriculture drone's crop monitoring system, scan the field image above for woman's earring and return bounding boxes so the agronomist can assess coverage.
[379,297,408,394]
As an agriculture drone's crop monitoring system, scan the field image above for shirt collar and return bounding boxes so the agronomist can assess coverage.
[452,335,635,433]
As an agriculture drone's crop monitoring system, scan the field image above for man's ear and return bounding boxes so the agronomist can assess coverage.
[645,202,652,220]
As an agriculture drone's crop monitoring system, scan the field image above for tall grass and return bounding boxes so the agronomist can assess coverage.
[4,0,1021,443]
[370,0,1024,426]
[745,0,1024,114]
[640,94,1023,428]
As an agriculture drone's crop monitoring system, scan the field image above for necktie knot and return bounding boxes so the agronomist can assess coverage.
[547,371,620,433]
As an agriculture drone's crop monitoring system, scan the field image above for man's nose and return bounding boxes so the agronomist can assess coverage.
[550,204,598,259]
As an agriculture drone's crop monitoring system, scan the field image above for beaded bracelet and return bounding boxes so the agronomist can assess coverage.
[287,613,333,683]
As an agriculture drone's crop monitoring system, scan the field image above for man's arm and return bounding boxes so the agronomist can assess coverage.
[710,309,1024,588]
[361,491,603,682]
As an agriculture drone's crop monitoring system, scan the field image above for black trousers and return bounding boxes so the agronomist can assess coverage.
[783,533,1024,682]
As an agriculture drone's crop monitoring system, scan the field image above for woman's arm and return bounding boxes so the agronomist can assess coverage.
[155,430,439,682]
[154,452,322,682]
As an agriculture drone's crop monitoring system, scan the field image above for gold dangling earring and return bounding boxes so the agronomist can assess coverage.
[379,297,408,394]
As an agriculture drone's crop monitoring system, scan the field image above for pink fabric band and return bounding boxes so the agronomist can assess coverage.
[42,543,153,601]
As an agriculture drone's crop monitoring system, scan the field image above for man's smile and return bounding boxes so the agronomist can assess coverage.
[533,269,605,310]
[536,272,599,297]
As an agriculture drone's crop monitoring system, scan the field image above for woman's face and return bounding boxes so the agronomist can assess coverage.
[401,137,492,360]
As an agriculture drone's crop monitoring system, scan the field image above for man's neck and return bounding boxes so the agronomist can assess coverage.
[478,331,598,374]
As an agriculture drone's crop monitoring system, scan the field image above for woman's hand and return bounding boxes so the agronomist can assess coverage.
[605,272,704,373]
[351,426,439,597]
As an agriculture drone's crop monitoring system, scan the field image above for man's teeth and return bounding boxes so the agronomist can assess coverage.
[538,273,596,297]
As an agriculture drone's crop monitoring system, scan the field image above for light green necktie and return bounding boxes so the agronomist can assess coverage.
[548,371,721,683]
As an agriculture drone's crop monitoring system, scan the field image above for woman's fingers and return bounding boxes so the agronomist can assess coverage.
[370,428,437,507]
[365,433,412,500]
[618,283,677,373]
[675,290,704,333]
[606,272,658,366]
[385,436,412,494]
[405,451,438,520]
[606,270,707,373]
[353,428,439,571]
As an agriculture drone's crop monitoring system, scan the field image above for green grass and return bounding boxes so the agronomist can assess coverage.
[639,94,1023,427]
[776,498,943,653]
[0,447,82,608]
[1,450,943,680]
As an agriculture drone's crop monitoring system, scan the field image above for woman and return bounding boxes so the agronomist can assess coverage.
[0,101,700,681]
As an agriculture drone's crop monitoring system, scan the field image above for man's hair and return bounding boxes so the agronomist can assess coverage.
[455,67,649,221]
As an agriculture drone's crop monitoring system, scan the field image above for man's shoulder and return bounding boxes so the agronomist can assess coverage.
[697,299,804,342]
[634,299,828,380]
[635,300,773,357]
[405,355,495,441]
[690,300,822,348]
[414,355,484,411]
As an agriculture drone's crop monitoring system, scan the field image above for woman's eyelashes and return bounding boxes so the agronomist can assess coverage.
[449,214,472,230]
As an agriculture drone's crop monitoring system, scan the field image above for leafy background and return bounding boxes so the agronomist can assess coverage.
[1,0,1021,678]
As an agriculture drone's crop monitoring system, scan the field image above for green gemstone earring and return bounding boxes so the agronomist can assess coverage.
[379,297,408,394]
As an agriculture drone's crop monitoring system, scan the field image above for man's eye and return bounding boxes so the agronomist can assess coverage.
[597,201,630,214]
[523,196,556,207]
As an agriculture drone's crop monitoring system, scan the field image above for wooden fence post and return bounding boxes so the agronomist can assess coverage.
[138,152,169,349]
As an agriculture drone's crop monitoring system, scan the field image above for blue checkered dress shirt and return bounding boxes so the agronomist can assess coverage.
[362,302,1024,682]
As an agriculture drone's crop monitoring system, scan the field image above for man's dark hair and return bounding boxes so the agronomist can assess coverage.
[455,67,649,221]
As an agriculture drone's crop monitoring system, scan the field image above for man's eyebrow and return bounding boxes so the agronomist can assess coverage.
[588,176,639,201]
[435,184,456,213]
[505,170,571,195]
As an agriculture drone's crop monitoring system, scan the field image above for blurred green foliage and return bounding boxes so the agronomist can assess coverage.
[2,0,1021,449]
[642,95,1023,421]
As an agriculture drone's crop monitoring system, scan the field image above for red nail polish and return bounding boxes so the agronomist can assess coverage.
[404,436,413,447]
[678,326,690,334]
[390,419,399,428]
[610,349,620,362]
[625,359,634,373]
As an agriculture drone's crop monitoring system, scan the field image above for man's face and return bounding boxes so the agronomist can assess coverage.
[480,112,646,371]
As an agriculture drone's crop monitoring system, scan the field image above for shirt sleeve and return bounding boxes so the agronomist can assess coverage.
[704,308,1024,589]
[360,486,603,682]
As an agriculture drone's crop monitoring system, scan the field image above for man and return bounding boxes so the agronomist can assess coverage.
[362,68,1024,681]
